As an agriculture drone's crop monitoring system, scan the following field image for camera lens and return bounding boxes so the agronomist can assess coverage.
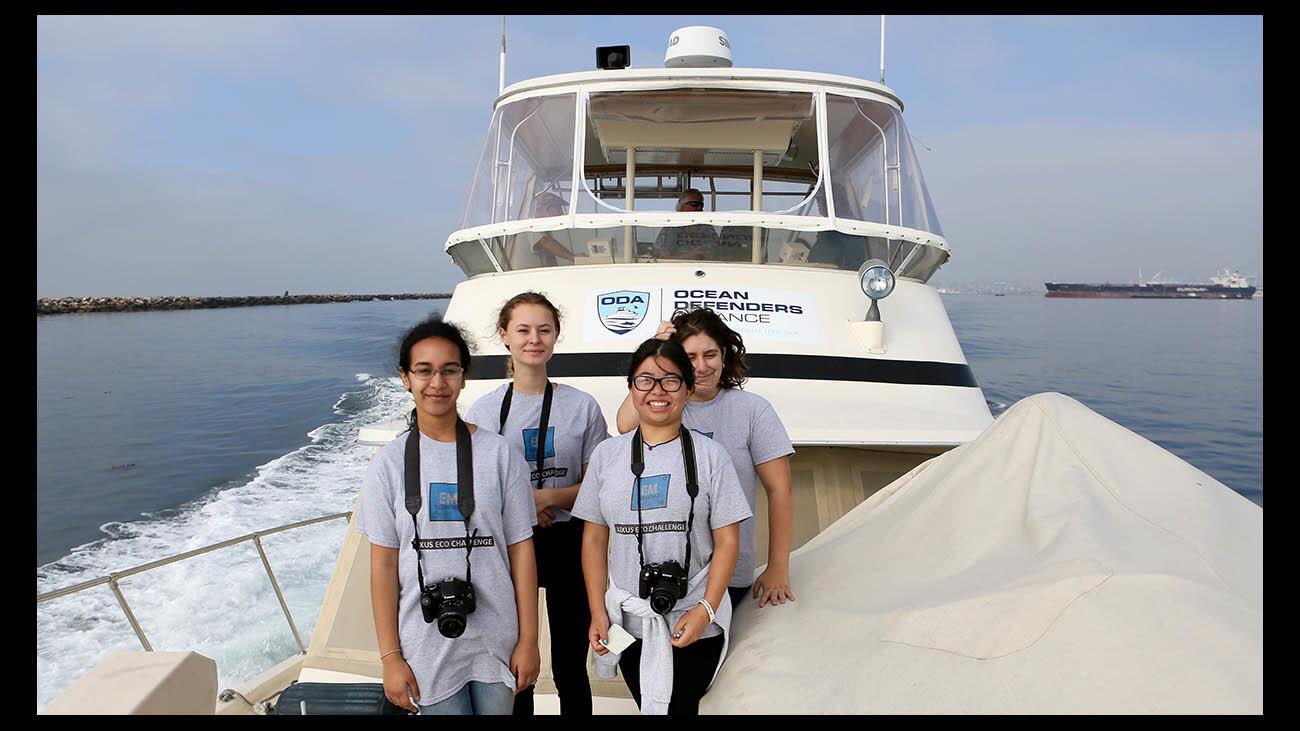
[650,590,675,615]
[438,611,467,638]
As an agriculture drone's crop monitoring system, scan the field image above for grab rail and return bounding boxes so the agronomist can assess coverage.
[36,511,352,654]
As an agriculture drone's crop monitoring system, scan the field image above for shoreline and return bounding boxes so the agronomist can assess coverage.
[36,292,452,315]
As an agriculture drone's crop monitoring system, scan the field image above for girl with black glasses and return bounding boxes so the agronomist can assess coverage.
[616,308,797,611]
[573,338,751,715]
[357,315,539,715]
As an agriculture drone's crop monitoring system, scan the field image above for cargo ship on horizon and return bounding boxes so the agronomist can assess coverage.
[1045,269,1256,299]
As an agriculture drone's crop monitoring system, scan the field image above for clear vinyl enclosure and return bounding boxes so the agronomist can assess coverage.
[453,84,947,281]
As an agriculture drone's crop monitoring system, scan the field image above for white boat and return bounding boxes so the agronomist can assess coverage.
[38,24,1261,714]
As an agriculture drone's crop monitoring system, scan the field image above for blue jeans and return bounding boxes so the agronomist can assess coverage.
[419,681,514,715]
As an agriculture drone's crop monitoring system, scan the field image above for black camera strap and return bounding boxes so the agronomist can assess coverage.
[498,382,554,490]
[630,425,699,573]
[631,429,646,569]
[679,426,700,572]
[404,411,477,590]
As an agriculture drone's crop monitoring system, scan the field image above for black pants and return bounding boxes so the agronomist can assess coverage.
[617,633,725,716]
[728,584,751,610]
[513,517,592,716]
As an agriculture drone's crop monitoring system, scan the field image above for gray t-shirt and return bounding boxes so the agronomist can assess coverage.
[683,388,796,588]
[571,430,752,639]
[466,383,609,523]
[654,224,719,259]
[356,426,536,706]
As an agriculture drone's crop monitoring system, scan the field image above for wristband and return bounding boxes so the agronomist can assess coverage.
[697,598,717,624]
[380,649,403,661]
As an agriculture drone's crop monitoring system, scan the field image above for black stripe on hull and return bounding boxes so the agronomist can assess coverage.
[471,353,979,388]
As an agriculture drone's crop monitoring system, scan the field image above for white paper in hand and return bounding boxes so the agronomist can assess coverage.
[600,623,636,654]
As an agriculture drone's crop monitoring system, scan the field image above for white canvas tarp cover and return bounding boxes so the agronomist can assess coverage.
[703,392,1262,714]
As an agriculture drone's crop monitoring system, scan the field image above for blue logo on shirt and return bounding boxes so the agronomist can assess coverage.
[523,427,556,462]
[688,428,714,439]
[631,474,671,510]
[428,482,464,522]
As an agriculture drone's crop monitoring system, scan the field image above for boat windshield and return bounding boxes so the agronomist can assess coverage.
[454,86,947,281]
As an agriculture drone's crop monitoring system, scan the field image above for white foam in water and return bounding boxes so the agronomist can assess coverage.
[35,374,413,712]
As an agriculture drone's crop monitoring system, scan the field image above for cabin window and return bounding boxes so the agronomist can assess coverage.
[447,240,499,277]
[451,88,948,281]
[577,89,821,216]
[896,240,948,281]
[824,95,944,237]
[468,225,945,279]
[461,93,577,231]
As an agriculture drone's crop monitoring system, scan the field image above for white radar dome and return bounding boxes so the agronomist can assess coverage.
[664,26,733,68]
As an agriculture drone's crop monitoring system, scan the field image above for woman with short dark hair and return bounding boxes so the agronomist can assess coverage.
[616,308,797,611]
[574,337,751,715]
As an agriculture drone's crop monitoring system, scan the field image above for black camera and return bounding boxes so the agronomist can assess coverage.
[639,561,688,615]
[420,577,477,638]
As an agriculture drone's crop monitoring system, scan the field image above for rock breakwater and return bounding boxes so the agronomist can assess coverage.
[36,293,452,315]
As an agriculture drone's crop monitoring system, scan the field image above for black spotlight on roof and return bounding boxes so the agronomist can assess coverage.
[596,45,631,70]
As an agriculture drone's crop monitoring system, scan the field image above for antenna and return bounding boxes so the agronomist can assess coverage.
[879,16,886,84]
[499,16,506,95]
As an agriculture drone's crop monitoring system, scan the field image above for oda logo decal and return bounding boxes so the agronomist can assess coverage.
[597,291,649,335]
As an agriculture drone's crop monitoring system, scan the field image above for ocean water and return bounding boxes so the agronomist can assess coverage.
[34,295,1263,710]
[35,300,443,712]
[948,294,1263,506]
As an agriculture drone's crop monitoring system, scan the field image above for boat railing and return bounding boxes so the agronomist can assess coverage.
[36,511,352,655]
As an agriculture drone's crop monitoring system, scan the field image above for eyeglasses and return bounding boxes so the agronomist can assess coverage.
[409,365,465,381]
[632,374,684,392]
[681,200,704,208]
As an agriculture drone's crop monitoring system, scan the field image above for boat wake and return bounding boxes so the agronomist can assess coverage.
[36,374,413,712]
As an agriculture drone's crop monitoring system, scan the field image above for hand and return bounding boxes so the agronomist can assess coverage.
[536,507,556,528]
[754,567,797,608]
[589,614,611,656]
[381,654,420,713]
[510,639,540,695]
[670,603,711,648]
[653,320,676,341]
[533,489,553,513]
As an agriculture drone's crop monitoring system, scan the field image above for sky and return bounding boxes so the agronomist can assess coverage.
[36,14,1263,297]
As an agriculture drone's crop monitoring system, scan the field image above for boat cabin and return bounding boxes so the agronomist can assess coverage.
[447,67,950,283]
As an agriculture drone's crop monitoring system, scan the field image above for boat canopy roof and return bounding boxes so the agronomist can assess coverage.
[495,66,906,109]
[447,67,949,282]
